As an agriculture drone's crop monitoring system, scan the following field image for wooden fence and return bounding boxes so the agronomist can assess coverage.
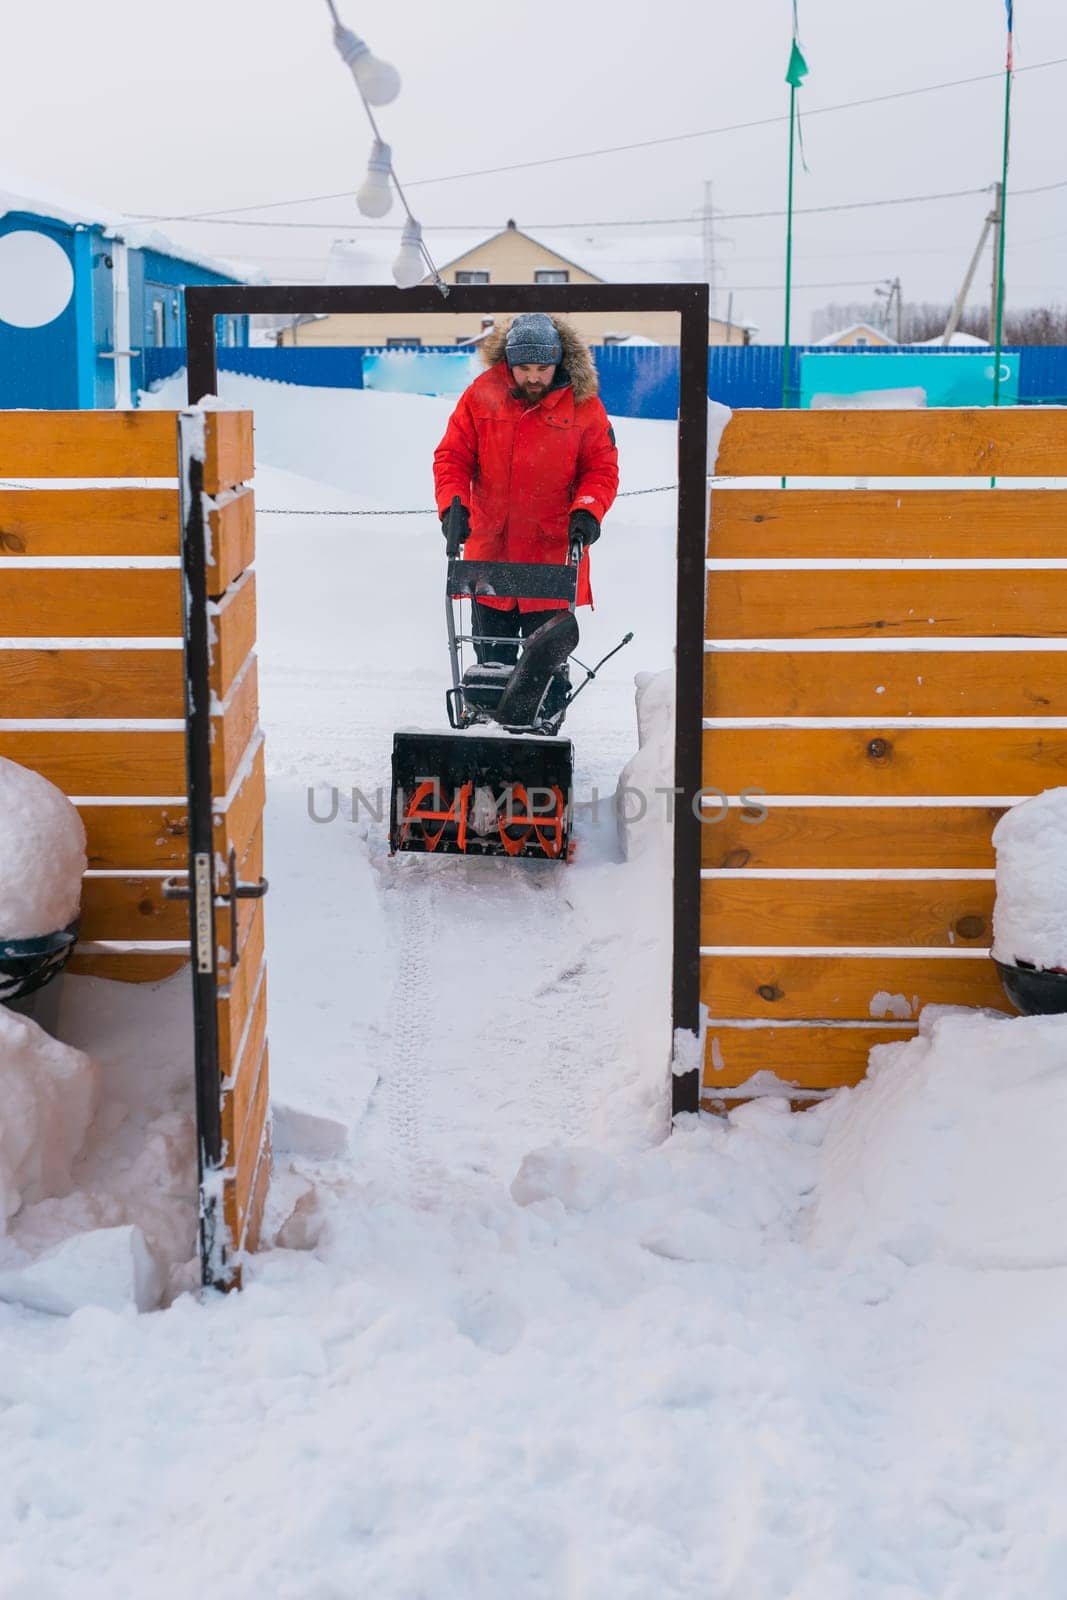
[700,406,1067,1108]
[0,409,269,1271]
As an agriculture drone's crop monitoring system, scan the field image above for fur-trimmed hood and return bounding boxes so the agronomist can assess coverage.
[480,316,599,404]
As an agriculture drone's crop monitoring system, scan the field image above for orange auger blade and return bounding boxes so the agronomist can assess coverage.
[496,784,566,860]
[399,780,472,853]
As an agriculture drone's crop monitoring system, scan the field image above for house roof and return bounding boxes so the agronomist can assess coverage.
[435,224,605,284]
[318,222,753,328]
[815,322,893,346]
[0,174,259,282]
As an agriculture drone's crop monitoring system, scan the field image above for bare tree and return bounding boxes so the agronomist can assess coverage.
[810,300,1067,345]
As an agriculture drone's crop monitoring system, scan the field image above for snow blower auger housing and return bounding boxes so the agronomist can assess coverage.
[390,525,582,862]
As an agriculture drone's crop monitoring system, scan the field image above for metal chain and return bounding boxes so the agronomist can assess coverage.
[256,479,725,516]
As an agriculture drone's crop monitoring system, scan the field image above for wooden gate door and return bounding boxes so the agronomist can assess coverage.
[174,410,270,1289]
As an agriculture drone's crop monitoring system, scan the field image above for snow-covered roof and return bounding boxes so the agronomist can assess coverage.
[815,322,893,346]
[0,174,260,283]
[913,331,990,348]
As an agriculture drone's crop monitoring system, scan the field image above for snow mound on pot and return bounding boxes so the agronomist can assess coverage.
[992,787,1067,970]
[808,1007,1067,1270]
[0,1005,99,1223]
[0,757,86,937]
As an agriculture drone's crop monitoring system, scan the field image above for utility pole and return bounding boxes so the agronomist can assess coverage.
[874,276,902,342]
[989,180,1003,346]
[943,195,996,346]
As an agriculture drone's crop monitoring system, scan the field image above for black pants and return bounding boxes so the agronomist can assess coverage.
[470,599,570,724]
[470,599,548,665]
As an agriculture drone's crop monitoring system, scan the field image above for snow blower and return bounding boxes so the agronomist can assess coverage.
[390,499,631,862]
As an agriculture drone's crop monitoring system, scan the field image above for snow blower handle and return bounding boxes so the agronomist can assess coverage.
[443,496,470,558]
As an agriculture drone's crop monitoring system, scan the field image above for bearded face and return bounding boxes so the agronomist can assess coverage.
[510,362,557,402]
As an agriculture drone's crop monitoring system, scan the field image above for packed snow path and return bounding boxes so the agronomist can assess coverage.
[244,385,681,1178]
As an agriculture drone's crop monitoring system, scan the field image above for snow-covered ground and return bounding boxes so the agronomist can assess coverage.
[3,376,1067,1596]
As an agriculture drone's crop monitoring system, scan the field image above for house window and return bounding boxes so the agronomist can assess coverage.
[386,337,421,347]
[854,336,869,346]
[455,270,490,285]
[151,299,165,346]
[535,269,569,284]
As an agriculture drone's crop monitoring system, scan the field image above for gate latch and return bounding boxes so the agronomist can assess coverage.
[220,846,268,969]
[162,849,268,972]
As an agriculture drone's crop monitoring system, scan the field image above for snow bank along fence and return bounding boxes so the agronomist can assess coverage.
[143,344,1067,420]
[1,409,269,1285]
[699,406,1067,1109]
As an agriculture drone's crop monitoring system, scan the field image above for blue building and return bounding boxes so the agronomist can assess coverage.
[0,179,252,409]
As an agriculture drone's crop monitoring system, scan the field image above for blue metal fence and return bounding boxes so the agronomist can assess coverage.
[142,343,1067,418]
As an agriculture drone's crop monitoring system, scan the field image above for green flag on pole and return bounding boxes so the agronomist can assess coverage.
[786,39,808,87]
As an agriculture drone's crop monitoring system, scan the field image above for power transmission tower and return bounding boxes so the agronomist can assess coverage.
[702,180,719,321]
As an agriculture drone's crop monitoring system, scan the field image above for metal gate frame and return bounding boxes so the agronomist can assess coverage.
[185,282,709,1119]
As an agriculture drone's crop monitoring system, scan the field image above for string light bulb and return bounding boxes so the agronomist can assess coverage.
[332,23,401,106]
[357,139,393,218]
[392,218,425,289]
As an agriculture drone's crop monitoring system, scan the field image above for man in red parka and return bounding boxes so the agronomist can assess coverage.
[432,312,619,677]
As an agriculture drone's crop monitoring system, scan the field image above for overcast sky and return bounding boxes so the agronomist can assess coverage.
[2,0,1064,339]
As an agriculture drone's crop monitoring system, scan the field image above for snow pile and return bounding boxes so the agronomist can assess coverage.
[810,386,927,409]
[615,667,674,862]
[510,1143,618,1212]
[0,756,85,937]
[809,1006,1067,1269]
[0,1005,98,1224]
[0,1224,163,1316]
[992,787,1067,970]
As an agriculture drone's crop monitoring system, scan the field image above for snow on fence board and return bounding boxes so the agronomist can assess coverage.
[1,407,270,1277]
[701,406,1067,1105]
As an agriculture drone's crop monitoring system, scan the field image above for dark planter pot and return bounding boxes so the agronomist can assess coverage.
[0,920,79,1005]
[994,958,1067,1017]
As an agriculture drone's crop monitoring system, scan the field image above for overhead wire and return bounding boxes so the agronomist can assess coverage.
[126,176,1067,234]
[134,55,1067,222]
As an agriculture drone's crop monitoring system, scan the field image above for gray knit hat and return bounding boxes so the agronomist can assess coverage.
[505,312,562,367]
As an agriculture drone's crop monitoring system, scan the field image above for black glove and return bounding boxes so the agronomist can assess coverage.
[441,496,470,556]
[569,509,600,549]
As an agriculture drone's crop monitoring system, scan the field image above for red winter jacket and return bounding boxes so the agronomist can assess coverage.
[432,360,619,612]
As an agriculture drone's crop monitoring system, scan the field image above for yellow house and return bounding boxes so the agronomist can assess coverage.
[277,222,752,349]
[815,322,894,348]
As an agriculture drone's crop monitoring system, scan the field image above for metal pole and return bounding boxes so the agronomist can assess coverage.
[782,81,797,410]
[989,181,1003,347]
[111,241,132,409]
[671,286,710,1117]
[185,288,219,404]
[993,57,1011,412]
